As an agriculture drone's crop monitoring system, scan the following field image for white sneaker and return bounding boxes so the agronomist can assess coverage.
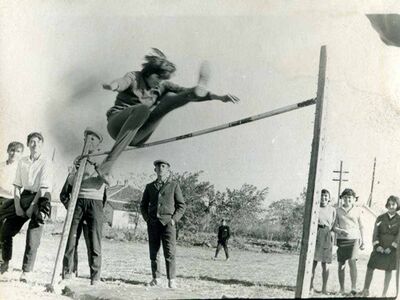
[194,61,211,97]
[147,278,160,287]
[168,279,177,289]
[19,271,33,283]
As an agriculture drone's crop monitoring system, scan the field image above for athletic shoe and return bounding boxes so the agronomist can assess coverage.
[147,278,160,287]
[19,271,33,283]
[91,279,100,285]
[168,279,177,289]
[0,261,9,274]
[194,61,210,97]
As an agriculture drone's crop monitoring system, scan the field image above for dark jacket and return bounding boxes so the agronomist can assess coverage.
[218,225,231,241]
[140,178,185,225]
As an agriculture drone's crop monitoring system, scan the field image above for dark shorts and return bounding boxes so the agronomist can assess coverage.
[337,239,359,262]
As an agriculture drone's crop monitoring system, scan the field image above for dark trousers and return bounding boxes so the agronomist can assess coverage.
[0,193,44,272]
[72,220,90,276]
[215,240,229,259]
[0,197,11,263]
[62,198,103,281]
[147,219,176,279]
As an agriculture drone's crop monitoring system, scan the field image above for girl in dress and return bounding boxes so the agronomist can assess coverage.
[310,189,336,295]
[361,195,400,297]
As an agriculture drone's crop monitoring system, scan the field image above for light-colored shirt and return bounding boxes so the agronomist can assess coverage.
[0,160,19,198]
[335,205,364,240]
[14,155,52,193]
[67,157,105,201]
[318,205,336,228]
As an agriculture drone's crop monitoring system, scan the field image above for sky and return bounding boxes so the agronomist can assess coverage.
[1,1,400,211]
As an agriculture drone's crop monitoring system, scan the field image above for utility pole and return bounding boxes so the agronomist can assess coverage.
[367,157,377,207]
[332,161,349,206]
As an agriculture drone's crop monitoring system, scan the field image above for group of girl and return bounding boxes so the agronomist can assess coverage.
[311,188,400,297]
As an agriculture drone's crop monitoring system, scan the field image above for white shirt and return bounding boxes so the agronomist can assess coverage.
[0,160,19,198]
[14,155,52,193]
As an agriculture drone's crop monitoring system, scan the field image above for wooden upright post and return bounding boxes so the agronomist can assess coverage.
[295,46,327,298]
[47,130,95,292]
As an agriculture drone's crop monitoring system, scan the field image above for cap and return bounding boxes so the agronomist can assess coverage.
[84,127,103,143]
[153,159,170,167]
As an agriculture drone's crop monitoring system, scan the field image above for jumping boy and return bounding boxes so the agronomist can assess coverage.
[97,49,239,184]
[333,188,365,296]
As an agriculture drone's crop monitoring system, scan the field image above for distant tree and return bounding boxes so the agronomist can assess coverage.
[212,184,268,236]
[171,171,215,236]
[267,197,304,243]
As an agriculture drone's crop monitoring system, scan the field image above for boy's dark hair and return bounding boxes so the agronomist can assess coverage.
[27,132,44,145]
[386,195,400,211]
[7,141,24,152]
[321,189,330,197]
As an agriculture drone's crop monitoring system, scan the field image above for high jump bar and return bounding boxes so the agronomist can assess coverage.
[86,97,316,158]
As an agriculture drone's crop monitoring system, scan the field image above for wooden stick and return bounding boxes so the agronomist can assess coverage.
[47,131,94,292]
[86,98,316,158]
[295,46,327,298]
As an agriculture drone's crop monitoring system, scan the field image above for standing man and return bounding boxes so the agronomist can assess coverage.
[0,132,52,281]
[213,219,230,260]
[140,160,185,289]
[62,128,107,285]
[0,141,24,263]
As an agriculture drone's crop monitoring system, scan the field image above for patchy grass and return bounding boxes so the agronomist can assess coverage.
[1,226,398,299]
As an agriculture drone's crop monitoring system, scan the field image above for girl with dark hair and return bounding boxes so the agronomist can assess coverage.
[310,189,336,295]
[98,49,239,183]
[361,195,400,297]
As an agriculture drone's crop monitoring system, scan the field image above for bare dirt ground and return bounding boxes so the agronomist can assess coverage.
[0,230,397,299]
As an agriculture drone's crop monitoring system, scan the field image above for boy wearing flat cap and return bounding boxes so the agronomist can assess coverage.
[333,188,365,296]
[62,128,107,285]
[140,159,185,289]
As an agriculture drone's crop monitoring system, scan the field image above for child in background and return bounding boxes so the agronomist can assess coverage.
[310,189,336,295]
[333,188,365,296]
[361,195,400,297]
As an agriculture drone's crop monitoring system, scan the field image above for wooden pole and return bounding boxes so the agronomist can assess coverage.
[47,131,94,292]
[295,45,327,298]
[367,157,376,207]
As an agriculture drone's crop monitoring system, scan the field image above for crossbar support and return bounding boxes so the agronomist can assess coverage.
[86,98,316,158]
[295,46,327,298]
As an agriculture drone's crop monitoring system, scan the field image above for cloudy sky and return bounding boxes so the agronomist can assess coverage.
[1,1,400,210]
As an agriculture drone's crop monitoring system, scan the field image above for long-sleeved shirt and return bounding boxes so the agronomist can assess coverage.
[0,160,19,198]
[106,71,190,118]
